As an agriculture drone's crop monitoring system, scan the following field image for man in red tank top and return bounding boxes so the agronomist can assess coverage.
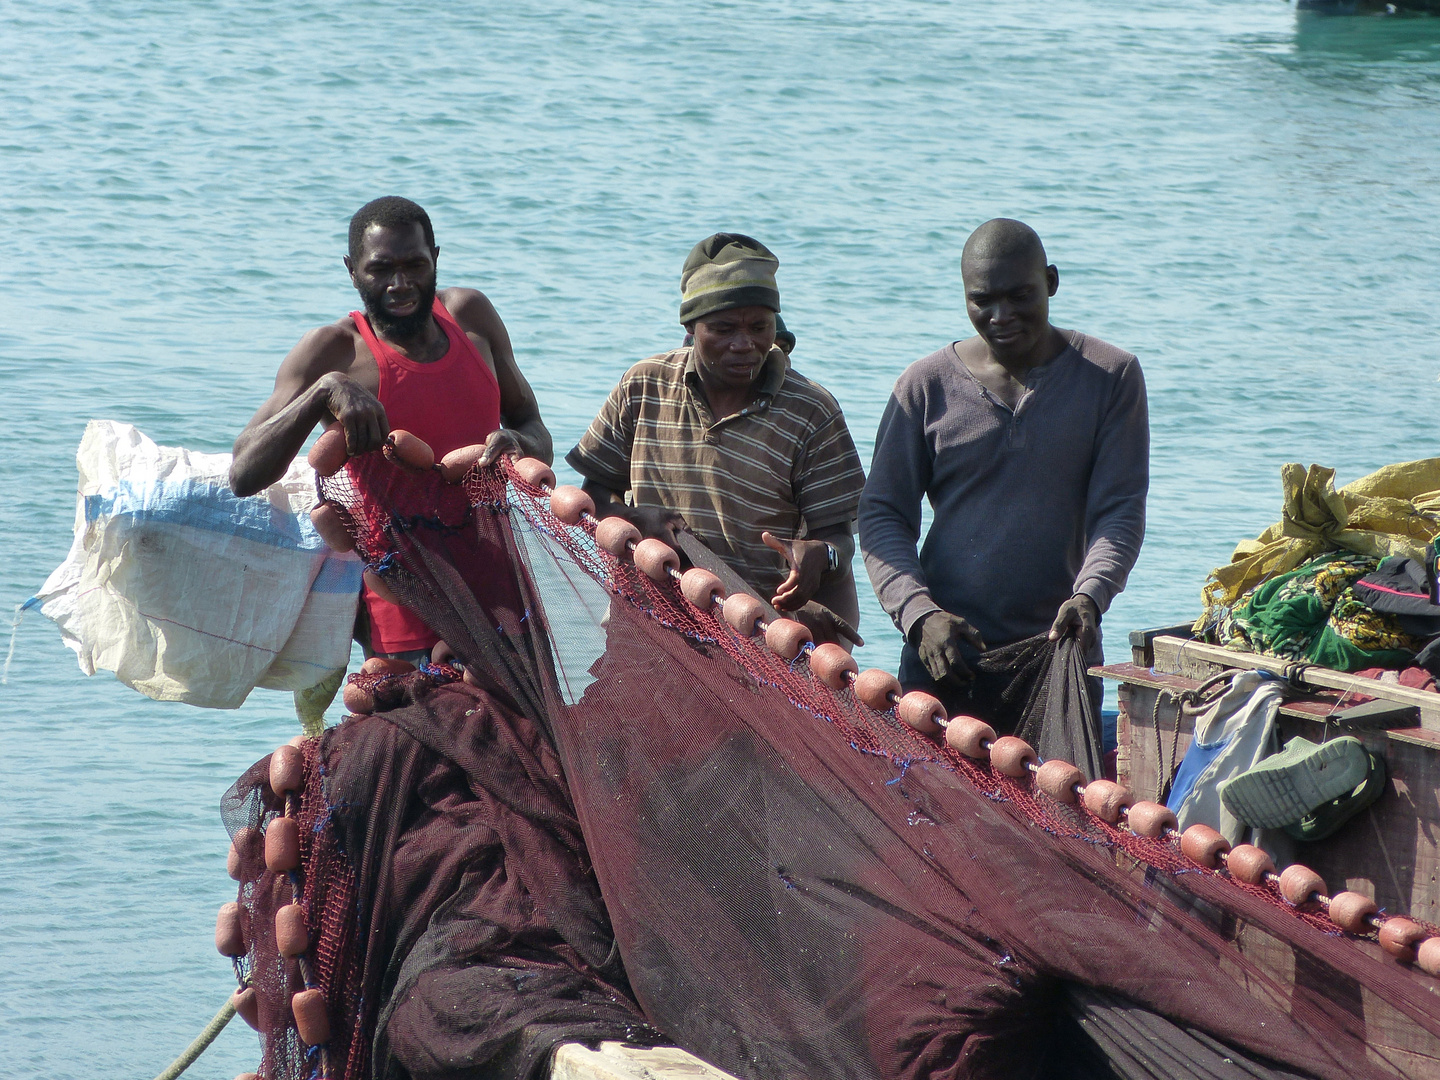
[230,196,552,658]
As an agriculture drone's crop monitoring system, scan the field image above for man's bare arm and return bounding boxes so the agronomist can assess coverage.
[578,478,687,544]
[230,326,385,497]
[442,288,553,465]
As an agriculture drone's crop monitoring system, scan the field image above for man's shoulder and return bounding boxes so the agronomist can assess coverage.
[281,318,366,377]
[617,347,689,387]
[777,365,846,419]
[1062,330,1138,374]
[890,344,961,399]
[436,287,490,322]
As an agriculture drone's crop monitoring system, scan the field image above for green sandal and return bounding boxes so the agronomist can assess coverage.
[1283,753,1388,843]
[1219,735,1370,829]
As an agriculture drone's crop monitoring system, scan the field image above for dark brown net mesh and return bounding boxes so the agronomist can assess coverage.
[221,454,1440,1080]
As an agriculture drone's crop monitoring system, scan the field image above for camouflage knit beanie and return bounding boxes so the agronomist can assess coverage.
[679,233,781,324]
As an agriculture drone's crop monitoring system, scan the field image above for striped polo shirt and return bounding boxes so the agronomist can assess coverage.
[567,346,865,597]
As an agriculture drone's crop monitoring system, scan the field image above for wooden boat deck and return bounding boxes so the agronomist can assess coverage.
[1095,632,1440,925]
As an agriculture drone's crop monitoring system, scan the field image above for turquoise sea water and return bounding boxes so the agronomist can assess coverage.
[4,2,1440,1075]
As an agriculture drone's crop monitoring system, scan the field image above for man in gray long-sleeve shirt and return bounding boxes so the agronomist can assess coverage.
[859,219,1148,723]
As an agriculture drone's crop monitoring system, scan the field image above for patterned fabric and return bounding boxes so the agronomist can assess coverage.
[567,346,865,597]
[1211,551,1421,671]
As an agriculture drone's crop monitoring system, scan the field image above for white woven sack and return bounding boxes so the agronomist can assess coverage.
[35,420,361,708]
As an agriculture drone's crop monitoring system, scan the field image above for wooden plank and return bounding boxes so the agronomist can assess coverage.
[1101,663,1440,921]
[1150,637,1440,728]
[1093,663,1408,727]
[552,1043,742,1080]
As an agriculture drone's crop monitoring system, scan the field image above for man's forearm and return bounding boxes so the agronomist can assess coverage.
[230,380,333,497]
[580,477,627,507]
[812,562,860,633]
[809,525,855,570]
[504,415,554,466]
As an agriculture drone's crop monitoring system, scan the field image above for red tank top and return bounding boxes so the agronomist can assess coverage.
[351,297,503,653]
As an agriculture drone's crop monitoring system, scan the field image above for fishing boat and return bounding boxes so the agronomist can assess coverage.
[50,429,1440,1080]
[1092,627,1440,1077]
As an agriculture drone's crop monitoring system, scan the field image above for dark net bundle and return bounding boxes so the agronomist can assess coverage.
[222,454,1440,1080]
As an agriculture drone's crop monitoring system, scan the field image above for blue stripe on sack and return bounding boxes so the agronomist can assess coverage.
[84,478,327,552]
[311,556,364,594]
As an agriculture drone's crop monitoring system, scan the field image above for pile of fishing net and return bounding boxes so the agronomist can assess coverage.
[219,450,1440,1080]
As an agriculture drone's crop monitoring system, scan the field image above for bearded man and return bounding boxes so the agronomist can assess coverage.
[230,196,551,659]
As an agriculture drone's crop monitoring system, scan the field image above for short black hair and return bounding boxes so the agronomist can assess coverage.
[961,218,1047,269]
[348,197,436,261]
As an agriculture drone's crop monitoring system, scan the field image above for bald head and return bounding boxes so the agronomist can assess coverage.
[958,219,1062,369]
[961,218,1048,276]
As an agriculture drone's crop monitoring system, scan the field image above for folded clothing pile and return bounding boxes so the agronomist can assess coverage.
[1209,550,1428,673]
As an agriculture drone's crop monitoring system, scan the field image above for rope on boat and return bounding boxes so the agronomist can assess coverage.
[150,995,236,1080]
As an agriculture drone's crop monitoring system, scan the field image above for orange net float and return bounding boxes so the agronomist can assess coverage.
[309,502,355,553]
[989,735,1038,777]
[288,733,311,748]
[307,427,348,477]
[1277,864,1326,907]
[1418,936,1440,977]
[512,456,556,490]
[895,691,945,737]
[679,568,725,610]
[1123,801,1177,838]
[229,825,260,874]
[269,744,305,798]
[1178,823,1229,868]
[765,618,814,661]
[549,485,596,526]
[386,429,435,471]
[342,681,376,715]
[1379,917,1427,963]
[1223,844,1274,885]
[721,593,767,637]
[360,656,415,677]
[1328,891,1379,934]
[363,569,399,606]
[231,986,260,1031]
[215,901,245,957]
[275,902,309,958]
[431,640,458,667]
[236,1073,260,1080]
[633,538,680,584]
[439,443,486,484]
[853,669,901,712]
[265,816,301,873]
[1035,760,1084,804]
[291,987,331,1046]
[595,516,641,558]
[810,643,858,690]
[1080,779,1134,824]
[945,715,996,759]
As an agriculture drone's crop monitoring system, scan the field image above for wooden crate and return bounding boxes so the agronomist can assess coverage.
[1097,634,1440,924]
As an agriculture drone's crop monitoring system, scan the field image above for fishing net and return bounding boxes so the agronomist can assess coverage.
[222,454,1440,1080]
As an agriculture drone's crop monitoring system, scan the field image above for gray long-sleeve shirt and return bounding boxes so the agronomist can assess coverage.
[859,330,1148,650]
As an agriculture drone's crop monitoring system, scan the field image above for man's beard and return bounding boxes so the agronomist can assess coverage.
[360,277,437,340]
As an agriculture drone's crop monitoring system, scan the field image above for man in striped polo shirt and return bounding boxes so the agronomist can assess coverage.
[567,233,866,643]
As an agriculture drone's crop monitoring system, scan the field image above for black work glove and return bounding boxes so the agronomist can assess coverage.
[1048,593,1099,651]
[913,611,987,685]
